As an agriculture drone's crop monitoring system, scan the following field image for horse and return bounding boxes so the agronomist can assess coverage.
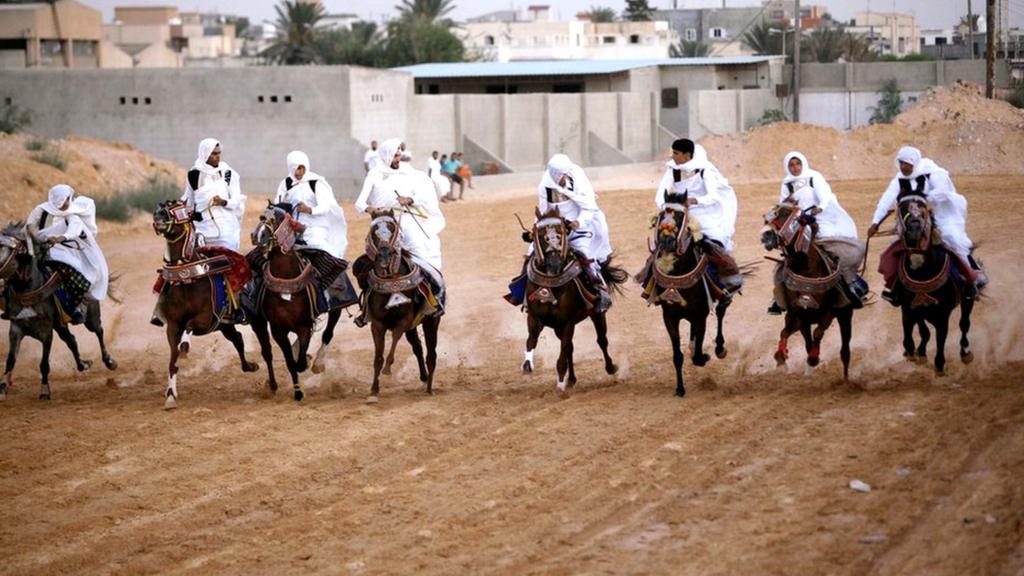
[761,202,855,380]
[885,194,975,374]
[636,196,732,397]
[152,200,258,409]
[0,222,117,401]
[249,204,346,401]
[361,209,440,403]
[521,206,628,392]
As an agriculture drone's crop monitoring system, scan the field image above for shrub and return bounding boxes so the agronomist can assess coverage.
[32,148,67,171]
[0,103,31,134]
[869,79,902,125]
[94,176,180,222]
[1006,86,1024,109]
[24,138,48,151]
[757,109,789,126]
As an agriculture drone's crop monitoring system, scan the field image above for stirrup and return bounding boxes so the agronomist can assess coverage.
[767,302,784,316]
[150,315,165,327]
[881,289,900,307]
[353,311,368,328]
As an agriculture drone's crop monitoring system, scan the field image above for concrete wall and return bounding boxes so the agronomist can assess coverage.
[794,60,1013,92]
[799,91,926,130]
[687,89,780,140]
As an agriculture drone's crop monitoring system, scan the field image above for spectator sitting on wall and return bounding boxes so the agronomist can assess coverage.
[443,151,464,201]
[455,152,475,194]
[427,150,452,201]
[364,140,380,173]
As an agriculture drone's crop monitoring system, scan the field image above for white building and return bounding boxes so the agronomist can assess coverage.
[460,6,678,62]
[848,12,921,58]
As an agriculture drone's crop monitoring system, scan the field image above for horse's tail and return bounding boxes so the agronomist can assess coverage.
[600,253,629,296]
[737,258,761,279]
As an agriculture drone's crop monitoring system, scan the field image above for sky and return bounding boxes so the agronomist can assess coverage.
[87,0,1023,31]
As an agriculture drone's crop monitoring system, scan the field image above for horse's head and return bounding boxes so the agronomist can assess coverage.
[152,200,194,240]
[762,202,815,254]
[655,192,692,256]
[0,222,27,282]
[367,209,401,278]
[533,206,569,276]
[898,196,932,252]
[252,202,301,255]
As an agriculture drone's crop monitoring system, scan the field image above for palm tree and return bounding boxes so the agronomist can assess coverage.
[263,0,325,65]
[959,14,980,32]
[669,40,711,58]
[838,30,876,62]
[742,21,785,56]
[623,0,653,22]
[587,6,617,23]
[803,27,845,63]
[397,0,457,23]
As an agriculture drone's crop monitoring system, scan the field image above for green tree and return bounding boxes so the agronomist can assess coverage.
[397,0,456,23]
[587,6,617,23]
[228,16,250,38]
[669,40,711,57]
[959,14,980,32]
[742,21,787,57]
[263,0,325,65]
[623,0,653,22]
[803,27,846,63]
[837,30,876,62]
[383,18,465,66]
[317,21,384,66]
[869,79,902,125]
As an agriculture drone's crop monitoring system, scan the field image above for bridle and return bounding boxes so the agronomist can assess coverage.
[367,213,403,277]
[153,201,198,263]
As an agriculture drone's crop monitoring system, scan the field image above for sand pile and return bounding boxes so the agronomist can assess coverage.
[701,81,1024,183]
[0,133,182,222]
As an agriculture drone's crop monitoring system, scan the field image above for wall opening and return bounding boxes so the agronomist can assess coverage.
[661,88,679,109]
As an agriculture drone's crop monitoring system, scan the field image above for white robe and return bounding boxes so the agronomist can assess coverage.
[28,197,109,301]
[655,146,737,252]
[780,153,858,240]
[537,163,612,262]
[427,157,450,197]
[364,148,381,172]
[872,159,972,258]
[274,174,348,259]
[182,163,245,251]
[355,163,445,273]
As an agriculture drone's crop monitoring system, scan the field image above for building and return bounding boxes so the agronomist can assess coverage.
[763,1,828,29]
[653,6,765,56]
[0,0,103,69]
[459,6,679,62]
[102,6,242,68]
[319,14,361,31]
[848,12,921,58]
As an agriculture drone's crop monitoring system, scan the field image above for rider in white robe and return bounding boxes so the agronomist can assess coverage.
[26,185,109,322]
[655,140,742,293]
[769,151,866,314]
[181,138,246,251]
[535,153,614,312]
[275,151,348,260]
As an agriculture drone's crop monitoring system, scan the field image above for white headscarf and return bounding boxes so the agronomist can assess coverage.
[895,145,943,179]
[377,138,403,172]
[194,138,223,175]
[547,153,573,182]
[286,150,322,182]
[47,184,74,213]
[782,150,821,190]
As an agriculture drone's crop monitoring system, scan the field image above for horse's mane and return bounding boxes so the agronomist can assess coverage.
[2,221,25,238]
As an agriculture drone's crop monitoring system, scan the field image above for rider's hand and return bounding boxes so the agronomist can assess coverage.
[211,195,227,207]
[867,223,879,238]
[687,198,698,206]
[47,236,65,246]
[811,207,823,215]
[397,195,414,207]
[568,220,580,230]
[521,231,534,243]
[296,203,312,214]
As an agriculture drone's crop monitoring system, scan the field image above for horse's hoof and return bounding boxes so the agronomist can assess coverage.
[311,362,325,375]
[715,347,728,359]
[692,354,710,367]
[164,395,177,410]
[293,389,304,402]
[961,351,974,365]
[242,361,259,373]
[424,386,433,395]
[556,380,567,392]
[606,363,618,375]
[77,359,93,372]
[366,395,379,405]
[807,356,820,368]
[675,387,686,398]
[935,367,946,377]
[103,358,117,371]
[914,356,928,365]
[382,366,392,376]
[39,393,50,401]
[266,380,278,394]
[521,360,534,374]
[178,342,190,357]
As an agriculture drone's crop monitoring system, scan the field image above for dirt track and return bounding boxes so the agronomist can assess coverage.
[1,176,1023,575]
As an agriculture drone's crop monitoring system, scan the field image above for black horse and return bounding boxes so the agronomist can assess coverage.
[0,223,116,401]
[637,196,732,397]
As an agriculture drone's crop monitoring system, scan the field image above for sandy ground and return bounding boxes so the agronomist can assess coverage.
[1,175,1023,575]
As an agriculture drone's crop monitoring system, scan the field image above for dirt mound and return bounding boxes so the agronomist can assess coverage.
[0,133,182,223]
[701,82,1024,183]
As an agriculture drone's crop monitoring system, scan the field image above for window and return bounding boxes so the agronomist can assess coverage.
[629,34,640,44]
[484,35,495,46]
[4,97,11,106]
[552,83,582,93]
[427,84,440,94]
[144,97,151,105]
[258,95,265,103]
[284,95,292,102]
[711,28,726,39]
[935,37,948,46]
[661,88,679,109]
[119,97,126,105]
[685,28,697,41]
[132,97,139,104]
[603,36,616,44]
[270,95,278,103]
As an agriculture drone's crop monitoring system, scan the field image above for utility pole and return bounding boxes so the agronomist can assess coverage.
[793,0,801,122]
[968,0,975,59]
[986,0,995,98]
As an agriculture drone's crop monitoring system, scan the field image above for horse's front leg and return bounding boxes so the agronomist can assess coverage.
[689,312,710,367]
[901,306,917,361]
[251,316,277,395]
[714,298,729,359]
[270,326,302,401]
[522,313,542,373]
[55,324,91,372]
[556,323,576,392]
[84,302,117,370]
[220,323,258,373]
[775,312,799,366]
[837,308,853,381]
[959,296,974,364]
[932,310,950,375]
[164,322,185,410]
[590,312,617,375]
[662,307,685,397]
[404,326,428,383]
[368,321,386,403]
[808,311,836,368]
[423,316,440,395]
[38,330,52,400]
[311,309,342,375]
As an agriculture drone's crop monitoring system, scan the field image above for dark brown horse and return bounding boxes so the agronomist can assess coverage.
[886,195,975,373]
[637,197,731,397]
[152,200,257,410]
[522,206,627,392]
[249,205,346,401]
[361,210,440,403]
[762,202,855,380]
[0,224,116,401]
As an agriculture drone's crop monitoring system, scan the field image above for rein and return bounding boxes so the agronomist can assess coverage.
[9,270,61,307]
